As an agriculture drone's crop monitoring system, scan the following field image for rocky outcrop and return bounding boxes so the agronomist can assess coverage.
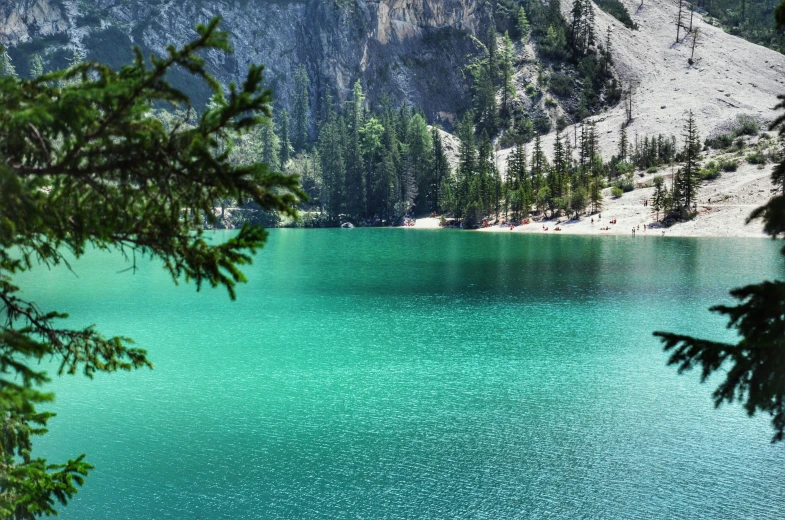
[0,0,68,45]
[2,0,490,128]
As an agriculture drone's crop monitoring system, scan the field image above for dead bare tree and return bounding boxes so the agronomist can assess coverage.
[624,80,638,125]
[676,0,684,43]
[689,28,701,65]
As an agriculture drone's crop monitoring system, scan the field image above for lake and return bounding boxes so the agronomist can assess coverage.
[20,230,785,518]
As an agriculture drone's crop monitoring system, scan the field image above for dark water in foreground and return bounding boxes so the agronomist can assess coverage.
[19,230,785,518]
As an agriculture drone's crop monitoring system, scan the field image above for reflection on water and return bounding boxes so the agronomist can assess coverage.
[17,230,785,519]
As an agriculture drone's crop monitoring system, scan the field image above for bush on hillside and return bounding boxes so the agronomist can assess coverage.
[719,158,738,172]
[595,0,635,29]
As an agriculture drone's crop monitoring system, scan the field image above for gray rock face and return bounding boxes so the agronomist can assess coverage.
[0,0,68,44]
[1,0,490,128]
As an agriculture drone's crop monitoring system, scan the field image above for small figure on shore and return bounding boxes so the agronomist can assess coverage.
[632,228,636,236]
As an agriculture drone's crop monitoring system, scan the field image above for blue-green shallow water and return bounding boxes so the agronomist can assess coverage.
[16,230,785,519]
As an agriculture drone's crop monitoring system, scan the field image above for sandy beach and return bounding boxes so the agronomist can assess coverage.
[412,160,777,238]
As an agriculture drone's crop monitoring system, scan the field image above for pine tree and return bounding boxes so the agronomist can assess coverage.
[318,117,346,218]
[486,24,498,87]
[500,32,516,118]
[518,6,531,40]
[619,125,629,162]
[344,80,366,217]
[478,130,495,215]
[651,175,666,221]
[279,108,292,169]
[292,64,310,151]
[431,128,450,213]
[589,179,603,214]
[29,53,44,78]
[550,131,567,207]
[456,111,477,218]
[679,110,701,209]
[471,58,499,135]
[0,48,17,78]
[261,117,279,168]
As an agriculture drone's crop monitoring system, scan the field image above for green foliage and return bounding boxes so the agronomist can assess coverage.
[28,54,44,79]
[746,151,768,164]
[594,0,634,29]
[314,92,447,222]
[532,115,551,135]
[706,115,760,148]
[651,175,667,220]
[0,48,17,79]
[292,64,310,151]
[705,0,785,54]
[0,18,303,516]
[611,186,623,198]
[549,73,573,97]
[699,161,721,180]
[279,108,292,169]
[719,158,739,172]
[612,176,635,193]
[517,7,531,40]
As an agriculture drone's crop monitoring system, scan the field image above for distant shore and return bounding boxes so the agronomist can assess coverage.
[410,163,775,239]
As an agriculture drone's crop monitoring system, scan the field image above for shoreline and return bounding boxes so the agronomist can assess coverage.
[409,217,770,238]
[410,162,776,239]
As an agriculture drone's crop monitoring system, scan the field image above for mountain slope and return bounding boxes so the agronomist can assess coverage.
[560,0,785,156]
[1,0,491,128]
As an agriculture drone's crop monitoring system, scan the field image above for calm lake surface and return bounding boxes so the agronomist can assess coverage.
[20,230,785,519]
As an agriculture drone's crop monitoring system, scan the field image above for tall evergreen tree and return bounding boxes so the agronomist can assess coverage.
[29,53,44,78]
[0,48,17,78]
[279,109,292,169]
[518,6,531,40]
[679,111,701,209]
[531,134,548,195]
[619,125,629,162]
[431,128,450,213]
[318,117,346,218]
[651,175,666,221]
[261,117,279,168]
[471,58,499,135]
[500,32,516,118]
[292,64,310,151]
[456,112,477,218]
[344,80,366,217]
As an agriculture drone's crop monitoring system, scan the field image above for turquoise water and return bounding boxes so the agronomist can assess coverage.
[18,230,785,519]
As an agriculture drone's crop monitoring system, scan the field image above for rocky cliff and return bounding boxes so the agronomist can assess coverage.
[1,0,492,127]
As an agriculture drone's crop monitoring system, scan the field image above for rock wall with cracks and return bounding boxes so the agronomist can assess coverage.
[1,0,493,129]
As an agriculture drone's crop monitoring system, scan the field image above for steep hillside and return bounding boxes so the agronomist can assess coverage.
[491,0,785,236]
[0,0,491,128]
[496,0,785,163]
